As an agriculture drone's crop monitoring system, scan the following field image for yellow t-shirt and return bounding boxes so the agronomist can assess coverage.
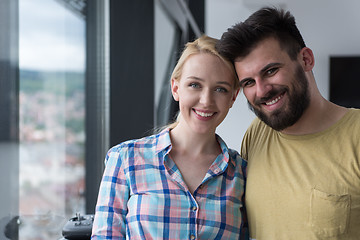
[241,109,360,240]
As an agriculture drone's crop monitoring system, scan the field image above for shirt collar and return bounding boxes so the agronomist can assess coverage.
[155,128,172,154]
[156,128,231,171]
[216,134,230,161]
[155,128,230,153]
[211,134,231,173]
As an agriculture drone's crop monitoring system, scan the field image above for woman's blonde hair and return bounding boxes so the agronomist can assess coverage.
[171,35,239,88]
[166,35,240,130]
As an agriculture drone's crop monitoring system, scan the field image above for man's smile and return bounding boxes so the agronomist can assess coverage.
[265,93,284,106]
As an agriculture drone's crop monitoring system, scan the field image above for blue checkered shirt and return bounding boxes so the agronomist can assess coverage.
[91,128,247,239]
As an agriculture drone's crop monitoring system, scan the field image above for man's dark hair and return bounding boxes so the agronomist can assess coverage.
[216,7,306,62]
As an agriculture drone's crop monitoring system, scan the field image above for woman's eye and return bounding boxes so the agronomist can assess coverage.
[189,83,200,88]
[215,87,228,93]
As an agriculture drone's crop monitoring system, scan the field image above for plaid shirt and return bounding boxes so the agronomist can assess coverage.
[91,128,247,240]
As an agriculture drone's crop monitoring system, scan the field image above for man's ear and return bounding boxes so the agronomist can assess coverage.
[300,47,315,71]
[171,78,179,101]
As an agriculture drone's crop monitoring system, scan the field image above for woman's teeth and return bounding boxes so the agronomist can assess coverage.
[195,110,214,117]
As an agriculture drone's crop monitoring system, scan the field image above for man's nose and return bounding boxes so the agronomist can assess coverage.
[255,80,272,98]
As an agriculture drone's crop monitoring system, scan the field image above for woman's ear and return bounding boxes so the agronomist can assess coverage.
[299,47,315,71]
[230,88,240,108]
[171,78,179,101]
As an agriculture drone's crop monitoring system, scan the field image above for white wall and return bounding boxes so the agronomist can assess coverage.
[206,0,360,151]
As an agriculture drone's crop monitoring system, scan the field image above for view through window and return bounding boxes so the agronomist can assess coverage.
[19,0,86,238]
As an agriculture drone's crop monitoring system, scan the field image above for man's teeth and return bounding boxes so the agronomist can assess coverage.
[265,95,282,105]
[195,111,214,117]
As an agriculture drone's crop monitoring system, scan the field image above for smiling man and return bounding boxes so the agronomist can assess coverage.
[217,7,360,240]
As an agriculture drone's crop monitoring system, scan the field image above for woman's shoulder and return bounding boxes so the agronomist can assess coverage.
[104,129,171,166]
[215,134,245,164]
[227,148,247,178]
[109,128,171,153]
[228,148,246,163]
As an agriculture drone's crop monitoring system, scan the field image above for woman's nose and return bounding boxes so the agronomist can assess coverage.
[199,90,213,105]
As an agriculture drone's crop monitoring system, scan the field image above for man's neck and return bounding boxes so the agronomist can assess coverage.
[281,97,348,135]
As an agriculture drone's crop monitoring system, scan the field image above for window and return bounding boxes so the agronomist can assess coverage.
[18,0,86,238]
[154,0,203,127]
[0,1,202,239]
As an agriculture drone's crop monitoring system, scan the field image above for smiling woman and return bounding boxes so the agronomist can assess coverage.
[91,35,247,240]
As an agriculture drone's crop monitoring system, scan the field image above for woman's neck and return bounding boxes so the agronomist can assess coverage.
[168,124,222,194]
[169,123,220,156]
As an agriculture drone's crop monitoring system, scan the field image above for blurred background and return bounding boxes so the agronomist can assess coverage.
[1,0,360,239]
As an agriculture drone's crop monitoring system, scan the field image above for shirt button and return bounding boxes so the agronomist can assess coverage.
[190,234,196,240]
[191,206,197,211]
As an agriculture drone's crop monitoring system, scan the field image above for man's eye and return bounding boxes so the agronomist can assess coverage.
[242,79,255,87]
[266,68,278,75]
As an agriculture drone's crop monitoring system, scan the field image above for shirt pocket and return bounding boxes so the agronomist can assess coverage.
[309,188,350,237]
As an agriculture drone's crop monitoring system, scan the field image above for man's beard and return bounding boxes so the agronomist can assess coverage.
[248,65,310,131]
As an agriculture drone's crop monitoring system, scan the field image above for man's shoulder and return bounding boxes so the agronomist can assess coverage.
[246,117,273,137]
[334,108,360,129]
[241,117,274,160]
[339,108,360,134]
[348,108,360,117]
